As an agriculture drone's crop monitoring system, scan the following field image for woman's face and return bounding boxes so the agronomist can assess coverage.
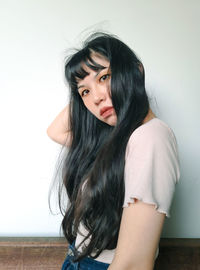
[77,54,117,126]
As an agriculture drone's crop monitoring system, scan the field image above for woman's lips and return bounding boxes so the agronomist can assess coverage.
[101,107,114,118]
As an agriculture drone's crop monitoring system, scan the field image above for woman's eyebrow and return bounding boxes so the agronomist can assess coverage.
[77,85,85,90]
[77,67,108,90]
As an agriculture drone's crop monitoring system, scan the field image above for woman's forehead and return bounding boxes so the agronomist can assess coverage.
[74,53,110,83]
[90,52,109,66]
[76,64,109,87]
[90,52,109,64]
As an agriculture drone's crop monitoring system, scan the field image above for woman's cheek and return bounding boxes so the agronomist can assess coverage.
[83,101,96,117]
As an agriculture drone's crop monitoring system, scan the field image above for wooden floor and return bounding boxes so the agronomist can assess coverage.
[0,237,200,270]
[0,238,67,270]
[154,238,200,270]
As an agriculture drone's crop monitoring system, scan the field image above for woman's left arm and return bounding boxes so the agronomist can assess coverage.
[108,200,165,270]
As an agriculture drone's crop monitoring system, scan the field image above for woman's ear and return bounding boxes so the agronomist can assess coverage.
[138,62,144,74]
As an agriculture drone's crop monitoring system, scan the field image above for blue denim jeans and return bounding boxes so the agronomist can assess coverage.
[61,242,110,270]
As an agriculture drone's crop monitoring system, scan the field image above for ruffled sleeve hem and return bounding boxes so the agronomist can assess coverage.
[123,195,170,218]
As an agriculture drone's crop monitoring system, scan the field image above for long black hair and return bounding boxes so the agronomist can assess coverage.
[58,32,149,261]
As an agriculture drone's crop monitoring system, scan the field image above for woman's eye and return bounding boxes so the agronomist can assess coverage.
[81,89,89,97]
[100,74,110,82]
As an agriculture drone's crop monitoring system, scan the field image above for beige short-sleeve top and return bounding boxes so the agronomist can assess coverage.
[75,118,180,263]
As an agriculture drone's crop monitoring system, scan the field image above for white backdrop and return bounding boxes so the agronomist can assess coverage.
[0,0,199,237]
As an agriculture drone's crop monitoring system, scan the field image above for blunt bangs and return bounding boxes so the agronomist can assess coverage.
[65,48,107,90]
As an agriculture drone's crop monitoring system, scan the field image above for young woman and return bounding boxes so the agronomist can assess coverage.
[47,32,180,270]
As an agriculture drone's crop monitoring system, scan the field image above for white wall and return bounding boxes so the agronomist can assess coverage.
[0,0,199,237]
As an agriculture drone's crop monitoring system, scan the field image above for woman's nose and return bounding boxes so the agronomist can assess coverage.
[93,87,106,104]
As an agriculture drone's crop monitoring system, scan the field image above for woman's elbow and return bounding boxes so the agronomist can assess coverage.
[46,127,71,146]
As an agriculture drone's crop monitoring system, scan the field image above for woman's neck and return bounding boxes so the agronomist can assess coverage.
[142,109,156,124]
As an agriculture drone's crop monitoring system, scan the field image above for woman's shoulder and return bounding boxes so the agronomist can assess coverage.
[125,117,179,159]
[128,117,177,146]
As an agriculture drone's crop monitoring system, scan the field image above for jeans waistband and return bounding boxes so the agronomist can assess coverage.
[62,241,109,270]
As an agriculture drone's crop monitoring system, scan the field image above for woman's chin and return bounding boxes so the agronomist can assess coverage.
[104,115,117,126]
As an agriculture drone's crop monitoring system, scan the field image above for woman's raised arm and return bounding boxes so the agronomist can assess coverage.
[46,104,72,146]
